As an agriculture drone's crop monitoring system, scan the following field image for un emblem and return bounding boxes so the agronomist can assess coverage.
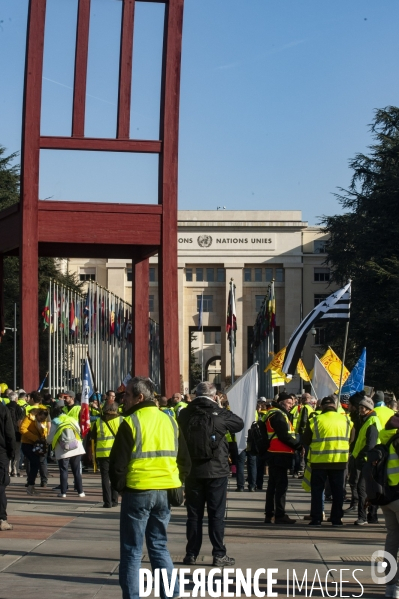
[197,235,213,248]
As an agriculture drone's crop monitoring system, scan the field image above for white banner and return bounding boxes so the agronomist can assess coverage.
[312,355,338,400]
[226,363,258,454]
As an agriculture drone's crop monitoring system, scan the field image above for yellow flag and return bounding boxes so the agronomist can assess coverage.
[271,370,286,386]
[297,359,310,382]
[319,347,350,387]
[264,347,286,373]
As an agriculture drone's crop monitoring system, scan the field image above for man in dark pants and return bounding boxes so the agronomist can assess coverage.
[263,393,301,524]
[302,396,352,526]
[178,381,244,566]
[0,402,16,530]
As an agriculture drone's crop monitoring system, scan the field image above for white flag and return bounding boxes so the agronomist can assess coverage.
[226,363,258,454]
[312,355,338,400]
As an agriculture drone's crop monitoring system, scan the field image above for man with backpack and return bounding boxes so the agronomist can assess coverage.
[178,381,244,567]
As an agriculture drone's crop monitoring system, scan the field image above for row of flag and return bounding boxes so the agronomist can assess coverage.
[42,284,133,346]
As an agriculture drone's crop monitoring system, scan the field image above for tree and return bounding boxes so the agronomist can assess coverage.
[0,146,82,388]
[321,107,399,392]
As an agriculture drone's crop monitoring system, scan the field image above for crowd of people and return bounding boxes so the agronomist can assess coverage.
[0,380,399,599]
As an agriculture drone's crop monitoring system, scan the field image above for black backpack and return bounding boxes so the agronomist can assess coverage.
[364,433,399,506]
[185,408,221,460]
[247,415,274,456]
[7,403,24,435]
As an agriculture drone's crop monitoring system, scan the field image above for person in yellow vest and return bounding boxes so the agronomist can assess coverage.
[263,392,302,524]
[372,391,396,444]
[48,406,86,499]
[62,390,81,424]
[352,396,381,525]
[369,415,399,598]
[170,392,187,418]
[302,396,352,526]
[91,402,123,508]
[109,376,191,599]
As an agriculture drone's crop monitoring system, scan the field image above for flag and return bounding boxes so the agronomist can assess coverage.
[42,291,50,330]
[271,370,287,386]
[266,282,276,333]
[52,290,58,332]
[319,347,350,387]
[297,359,310,382]
[37,372,48,392]
[69,300,76,335]
[264,347,286,373]
[110,297,115,336]
[198,294,203,331]
[83,291,90,334]
[226,285,237,349]
[282,282,351,375]
[226,363,258,453]
[312,355,338,400]
[80,358,94,437]
[342,348,366,395]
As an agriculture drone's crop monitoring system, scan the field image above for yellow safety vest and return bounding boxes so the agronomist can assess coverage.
[309,411,352,465]
[62,405,81,423]
[352,414,381,459]
[290,405,300,430]
[125,407,181,490]
[374,405,395,444]
[95,416,123,458]
[387,441,399,487]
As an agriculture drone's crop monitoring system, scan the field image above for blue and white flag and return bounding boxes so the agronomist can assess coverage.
[282,282,351,376]
[341,348,366,396]
[81,358,94,436]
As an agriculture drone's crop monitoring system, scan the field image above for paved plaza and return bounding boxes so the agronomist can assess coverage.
[0,466,390,598]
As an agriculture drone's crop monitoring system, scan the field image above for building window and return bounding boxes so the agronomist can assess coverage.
[215,331,221,344]
[149,295,154,312]
[217,268,225,282]
[79,268,96,281]
[126,268,132,282]
[313,326,326,346]
[314,268,330,282]
[197,295,213,312]
[314,239,328,254]
[244,268,251,282]
[186,268,193,282]
[206,268,214,282]
[196,268,203,282]
[254,268,262,282]
[149,267,156,282]
[275,268,284,282]
[204,331,212,344]
[255,295,264,312]
[314,294,329,307]
[265,268,273,282]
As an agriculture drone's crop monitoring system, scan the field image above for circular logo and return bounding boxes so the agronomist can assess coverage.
[371,550,398,585]
[197,235,213,248]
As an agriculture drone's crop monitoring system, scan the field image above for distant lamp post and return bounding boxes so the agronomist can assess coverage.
[310,326,317,343]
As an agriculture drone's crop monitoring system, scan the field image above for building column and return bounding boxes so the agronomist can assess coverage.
[224,266,243,383]
[283,267,303,344]
[178,264,185,393]
[131,258,149,377]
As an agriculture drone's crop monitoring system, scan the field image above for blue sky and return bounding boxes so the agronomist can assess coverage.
[1,0,399,224]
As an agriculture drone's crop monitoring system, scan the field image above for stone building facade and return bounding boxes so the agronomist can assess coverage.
[67,210,334,393]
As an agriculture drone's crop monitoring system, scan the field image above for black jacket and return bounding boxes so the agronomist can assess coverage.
[267,402,302,451]
[178,396,244,479]
[355,410,380,468]
[7,401,24,442]
[0,402,16,463]
[109,400,191,493]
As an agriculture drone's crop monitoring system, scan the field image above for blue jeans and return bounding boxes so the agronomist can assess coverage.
[237,450,257,489]
[119,490,179,599]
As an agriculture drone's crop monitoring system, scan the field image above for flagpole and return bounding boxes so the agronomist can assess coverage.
[231,279,235,385]
[338,320,350,401]
[201,292,204,381]
[49,279,52,396]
